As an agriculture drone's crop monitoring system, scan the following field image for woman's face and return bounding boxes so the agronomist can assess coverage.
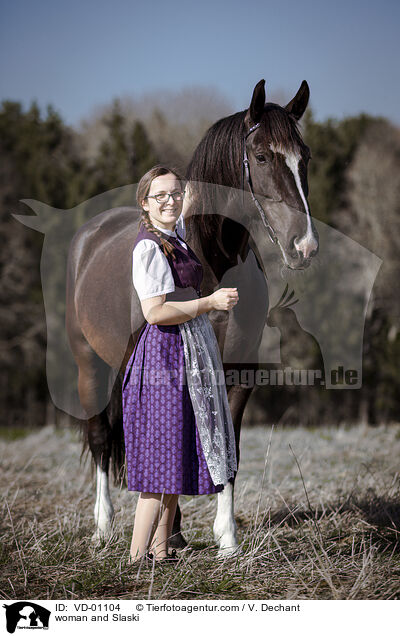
[142,173,183,231]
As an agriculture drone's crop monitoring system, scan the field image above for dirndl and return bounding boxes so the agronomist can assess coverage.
[122,321,224,495]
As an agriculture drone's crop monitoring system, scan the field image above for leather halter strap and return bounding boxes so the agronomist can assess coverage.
[242,123,279,244]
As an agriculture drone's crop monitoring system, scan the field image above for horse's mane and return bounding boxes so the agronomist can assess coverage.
[187,110,246,188]
[186,104,303,244]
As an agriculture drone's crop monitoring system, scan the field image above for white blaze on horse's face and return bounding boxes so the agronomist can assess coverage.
[269,143,318,261]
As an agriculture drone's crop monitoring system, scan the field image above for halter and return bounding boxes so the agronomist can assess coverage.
[242,123,279,244]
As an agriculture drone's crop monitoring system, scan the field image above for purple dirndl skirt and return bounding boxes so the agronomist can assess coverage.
[122,322,223,495]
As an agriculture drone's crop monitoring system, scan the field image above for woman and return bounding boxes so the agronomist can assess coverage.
[122,165,238,563]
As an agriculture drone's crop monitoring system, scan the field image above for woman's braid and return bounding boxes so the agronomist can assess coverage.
[140,211,177,261]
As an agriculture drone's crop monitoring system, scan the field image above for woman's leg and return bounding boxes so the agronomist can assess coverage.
[130,492,179,561]
[150,494,179,559]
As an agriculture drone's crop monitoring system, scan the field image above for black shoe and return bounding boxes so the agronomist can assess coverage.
[130,550,179,565]
[154,549,179,564]
[128,551,155,565]
[163,549,178,562]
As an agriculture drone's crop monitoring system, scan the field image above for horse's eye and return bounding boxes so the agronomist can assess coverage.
[256,154,267,163]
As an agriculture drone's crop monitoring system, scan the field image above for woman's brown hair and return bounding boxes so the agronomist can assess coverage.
[136,165,185,261]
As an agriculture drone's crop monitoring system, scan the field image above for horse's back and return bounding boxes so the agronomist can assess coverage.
[66,207,144,369]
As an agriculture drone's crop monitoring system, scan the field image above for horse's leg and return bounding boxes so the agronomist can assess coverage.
[213,480,237,556]
[169,501,187,549]
[90,411,115,541]
[77,349,115,541]
[214,383,254,556]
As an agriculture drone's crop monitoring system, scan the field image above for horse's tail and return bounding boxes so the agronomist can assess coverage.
[106,369,126,487]
[77,367,126,487]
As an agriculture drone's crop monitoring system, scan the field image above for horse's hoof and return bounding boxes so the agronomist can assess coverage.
[217,543,241,559]
[91,532,102,546]
[168,532,187,549]
[91,527,113,545]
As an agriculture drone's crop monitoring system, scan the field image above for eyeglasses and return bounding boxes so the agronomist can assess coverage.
[146,191,185,204]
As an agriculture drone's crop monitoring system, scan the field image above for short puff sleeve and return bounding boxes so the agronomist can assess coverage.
[132,239,175,300]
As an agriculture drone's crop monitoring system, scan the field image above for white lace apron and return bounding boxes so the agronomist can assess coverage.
[178,314,237,486]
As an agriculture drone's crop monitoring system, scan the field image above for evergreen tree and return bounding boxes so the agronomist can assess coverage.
[91,98,131,193]
[303,110,383,225]
[130,120,157,183]
[0,100,90,426]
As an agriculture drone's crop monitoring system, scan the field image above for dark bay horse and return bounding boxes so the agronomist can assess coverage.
[66,79,318,555]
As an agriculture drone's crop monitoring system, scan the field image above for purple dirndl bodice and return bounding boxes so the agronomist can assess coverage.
[122,223,237,496]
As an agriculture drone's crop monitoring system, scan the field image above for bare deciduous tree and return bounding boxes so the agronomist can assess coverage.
[346,121,400,325]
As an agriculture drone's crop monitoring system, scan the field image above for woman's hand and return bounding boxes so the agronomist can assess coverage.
[209,288,239,311]
[182,182,193,219]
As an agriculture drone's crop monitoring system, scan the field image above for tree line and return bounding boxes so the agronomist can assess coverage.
[0,94,399,428]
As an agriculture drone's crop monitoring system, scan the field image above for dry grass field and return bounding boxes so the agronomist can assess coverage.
[1,422,399,600]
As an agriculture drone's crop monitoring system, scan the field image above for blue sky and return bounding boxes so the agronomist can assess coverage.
[1,0,399,127]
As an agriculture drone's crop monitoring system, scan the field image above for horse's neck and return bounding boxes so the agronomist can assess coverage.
[188,217,251,284]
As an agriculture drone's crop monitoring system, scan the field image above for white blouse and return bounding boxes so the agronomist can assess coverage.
[132,214,187,300]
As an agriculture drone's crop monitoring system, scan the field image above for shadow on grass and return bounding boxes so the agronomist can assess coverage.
[263,494,400,550]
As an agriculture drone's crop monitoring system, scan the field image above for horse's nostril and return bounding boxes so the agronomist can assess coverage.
[289,236,298,253]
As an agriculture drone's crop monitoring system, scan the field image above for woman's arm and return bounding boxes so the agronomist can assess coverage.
[142,294,212,325]
[141,288,238,326]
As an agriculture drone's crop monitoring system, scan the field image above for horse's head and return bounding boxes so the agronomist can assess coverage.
[244,79,318,269]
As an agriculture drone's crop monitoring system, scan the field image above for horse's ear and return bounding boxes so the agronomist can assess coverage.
[285,80,310,120]
[249,79,266,123]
